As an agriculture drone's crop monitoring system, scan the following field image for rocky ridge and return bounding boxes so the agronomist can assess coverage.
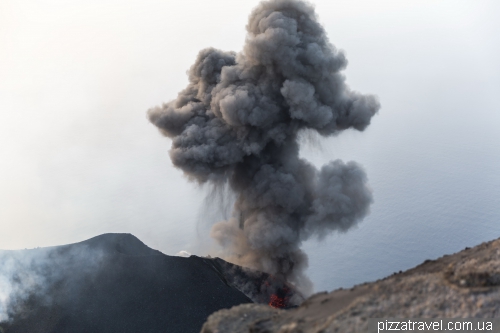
[201,237,500,333]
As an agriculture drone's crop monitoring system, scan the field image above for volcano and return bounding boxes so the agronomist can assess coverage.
[202,257,304,309]
[0,234,301,333]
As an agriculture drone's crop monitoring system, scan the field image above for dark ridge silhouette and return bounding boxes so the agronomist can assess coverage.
[0,233,252,333]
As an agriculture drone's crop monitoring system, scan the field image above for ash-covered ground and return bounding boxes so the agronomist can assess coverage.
[202,237,500,333]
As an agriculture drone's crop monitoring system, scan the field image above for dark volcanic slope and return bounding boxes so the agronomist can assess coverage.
[0,234,252,333]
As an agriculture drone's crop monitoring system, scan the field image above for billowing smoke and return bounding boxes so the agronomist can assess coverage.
[0,245,104,322]
[148,0,379,292]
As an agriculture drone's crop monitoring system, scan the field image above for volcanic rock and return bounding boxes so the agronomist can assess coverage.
[201,237,500,333]
[0,233,253,333]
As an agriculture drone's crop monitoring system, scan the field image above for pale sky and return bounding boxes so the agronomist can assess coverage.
[1,0,499,291]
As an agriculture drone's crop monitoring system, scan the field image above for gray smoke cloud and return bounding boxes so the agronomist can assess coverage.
[148,0,379,292]
[0,245,104,322]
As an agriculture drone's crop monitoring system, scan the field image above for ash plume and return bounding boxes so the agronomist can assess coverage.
[148,0,379,292]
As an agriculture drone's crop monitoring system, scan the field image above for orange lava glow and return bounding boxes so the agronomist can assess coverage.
[268,294,287,308]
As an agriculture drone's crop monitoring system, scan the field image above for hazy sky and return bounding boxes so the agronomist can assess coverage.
[1,0,499,291]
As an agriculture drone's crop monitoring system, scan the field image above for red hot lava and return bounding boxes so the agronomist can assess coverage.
[265,280,292,309]
[269,294,288,308]
[202,257,304,309]
[269,294,286,308]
